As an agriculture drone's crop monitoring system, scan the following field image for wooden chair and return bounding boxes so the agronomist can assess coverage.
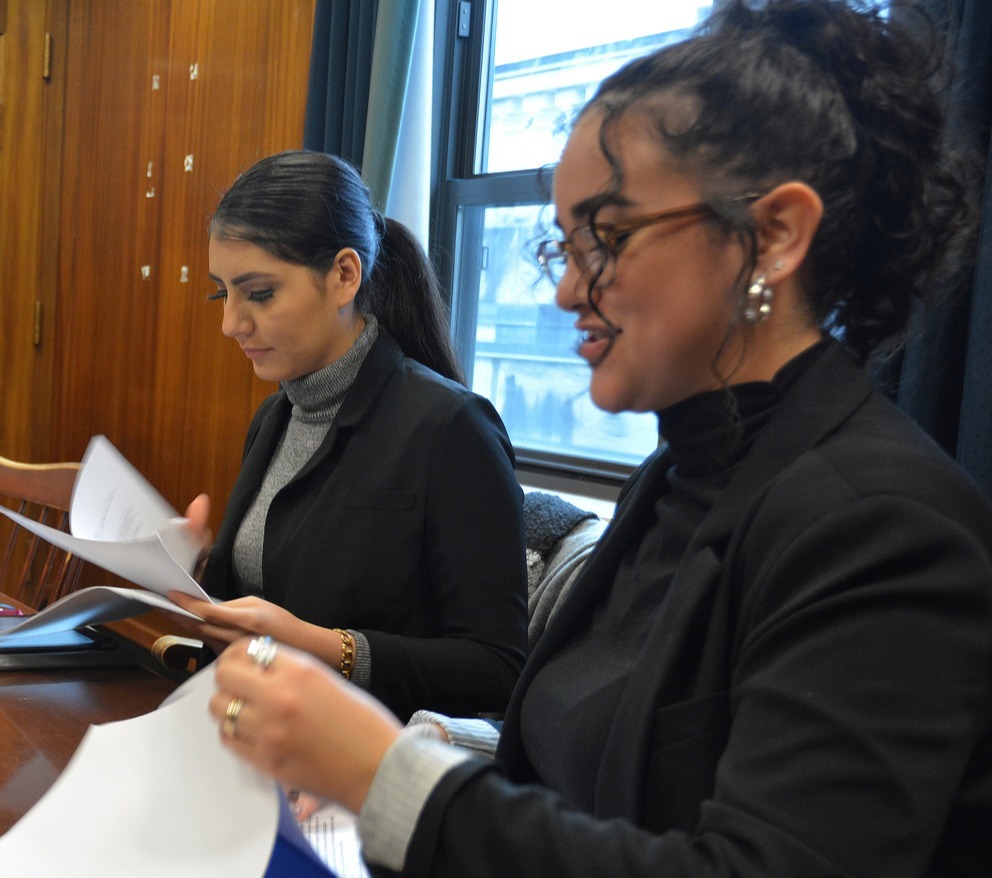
[0,454,206,678]
[0,454,84,608]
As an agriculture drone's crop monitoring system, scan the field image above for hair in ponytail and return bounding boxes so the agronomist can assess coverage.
[211,150,464,383]
[582,0,976,362]
[366,216,465,384]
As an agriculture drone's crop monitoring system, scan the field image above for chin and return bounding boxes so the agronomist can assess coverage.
[588,381,630,415]
[251,366,282,383]
[590,375,664,414]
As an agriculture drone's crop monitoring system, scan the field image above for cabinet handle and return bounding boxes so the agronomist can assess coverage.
[43,32,52,80]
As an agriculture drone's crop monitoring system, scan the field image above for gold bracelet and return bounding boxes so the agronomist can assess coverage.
[333,628,355,679]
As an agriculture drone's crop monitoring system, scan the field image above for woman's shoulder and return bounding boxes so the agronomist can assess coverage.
[820,391,987,509]
[756,391,992,550]
[370,356,516,477]
[387,356,495,416]
[746,339,991,535]
[395,353,469,390]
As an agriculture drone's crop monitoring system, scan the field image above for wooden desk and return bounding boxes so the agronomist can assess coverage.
[0,594,178,834]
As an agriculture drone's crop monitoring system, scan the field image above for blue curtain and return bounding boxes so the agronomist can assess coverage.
[303,0,422,210]
[303,0,992,496]
[303,0,378,168]
[361,1,422,210]
[886,0,992,499]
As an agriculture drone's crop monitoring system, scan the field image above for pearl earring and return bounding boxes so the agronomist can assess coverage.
[743,274,773,324]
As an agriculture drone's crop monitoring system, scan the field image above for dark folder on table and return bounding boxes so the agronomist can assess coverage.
[0,615,144,671]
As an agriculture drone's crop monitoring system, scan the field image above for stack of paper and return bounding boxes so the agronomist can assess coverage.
[0,436,210,643]
[0,666,368,876]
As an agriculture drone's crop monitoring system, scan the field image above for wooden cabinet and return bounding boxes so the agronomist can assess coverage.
[0,0,69,464]
[2,0,315,537]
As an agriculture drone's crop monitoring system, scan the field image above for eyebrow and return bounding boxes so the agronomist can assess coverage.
[569,192,634,223]
[207,271,278,286]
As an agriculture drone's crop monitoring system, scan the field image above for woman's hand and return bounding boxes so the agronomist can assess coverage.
[167,592,312,654]
[167,593,348,671]
[210,638,401,814]
[183,494,213,579]
[285,788,325,822]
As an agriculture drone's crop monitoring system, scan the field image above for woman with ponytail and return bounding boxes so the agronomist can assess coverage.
[170,151,526,724]
[207,4,991,875]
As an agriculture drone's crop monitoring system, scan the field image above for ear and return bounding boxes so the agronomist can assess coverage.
[324,247,363,309]
[750,182,823,286]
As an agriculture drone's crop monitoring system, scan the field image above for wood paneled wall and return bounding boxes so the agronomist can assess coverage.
[0,0,69,464]
[146,0,318,525]
[2,0,315,537]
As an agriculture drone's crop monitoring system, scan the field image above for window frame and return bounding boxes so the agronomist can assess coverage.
[428,0,889,497]
[430,0,684,498]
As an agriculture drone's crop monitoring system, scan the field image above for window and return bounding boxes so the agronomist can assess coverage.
[432,1,884,488]
[434,0,714,488]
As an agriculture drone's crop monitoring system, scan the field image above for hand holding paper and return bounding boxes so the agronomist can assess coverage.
[0,436,211,641]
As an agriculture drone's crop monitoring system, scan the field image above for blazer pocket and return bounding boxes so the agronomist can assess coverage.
[642,690,731,833]
[331,490,416,511]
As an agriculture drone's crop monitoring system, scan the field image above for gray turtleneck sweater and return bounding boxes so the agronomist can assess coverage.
[231,315,378,685]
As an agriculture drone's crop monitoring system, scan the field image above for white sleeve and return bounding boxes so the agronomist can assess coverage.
[358,727,474,870]
[407,709,501,760]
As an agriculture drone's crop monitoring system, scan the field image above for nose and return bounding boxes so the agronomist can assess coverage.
[220,297,252,339]
[554,268,587,314]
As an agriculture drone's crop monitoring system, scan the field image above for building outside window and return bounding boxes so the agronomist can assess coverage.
[436,1,713,486]
[433,0,883,487]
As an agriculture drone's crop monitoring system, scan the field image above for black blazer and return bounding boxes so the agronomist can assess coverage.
[398,340,992,877]
[202,332,527,720]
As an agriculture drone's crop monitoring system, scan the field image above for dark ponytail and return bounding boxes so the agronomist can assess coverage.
[211,150,464,383]
[367,216,466,384]
[583,0,976,362]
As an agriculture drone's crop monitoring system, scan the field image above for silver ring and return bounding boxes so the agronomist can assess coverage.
[222,696,244,738]
[247,635,277,670]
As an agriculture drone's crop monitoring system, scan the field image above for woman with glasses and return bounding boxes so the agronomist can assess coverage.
[207,2,992,875]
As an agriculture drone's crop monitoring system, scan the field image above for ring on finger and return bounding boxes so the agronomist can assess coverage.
[222,696,244,738]
[247,635,278,670]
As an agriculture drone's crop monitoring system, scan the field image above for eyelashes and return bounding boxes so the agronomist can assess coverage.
[205,289,275,303]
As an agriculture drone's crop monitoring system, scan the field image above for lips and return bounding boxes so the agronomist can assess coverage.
[576,324,620,365]
[581,328,611,343]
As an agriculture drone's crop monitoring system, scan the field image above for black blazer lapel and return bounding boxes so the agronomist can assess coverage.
[228,396,291,525]
[286,330,405,485]
[596,340,876,819]
[203,331,405,600]
[202,394,290,599]
[497,448,673,780]
[696,339,873,545]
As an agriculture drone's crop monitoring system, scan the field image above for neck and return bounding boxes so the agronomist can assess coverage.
[718,283,823,386]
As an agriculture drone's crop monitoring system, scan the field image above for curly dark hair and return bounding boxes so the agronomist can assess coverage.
[211,151,464,384]
[580,0,976,363]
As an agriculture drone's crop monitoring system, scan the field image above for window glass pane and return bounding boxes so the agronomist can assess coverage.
[481,0,714,174]
[452,0,891,475]
[471,205,658,467]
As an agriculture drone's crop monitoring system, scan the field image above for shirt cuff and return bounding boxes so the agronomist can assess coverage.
[407,710,500,760]
[349,629,371,688]
[358,727,472,871]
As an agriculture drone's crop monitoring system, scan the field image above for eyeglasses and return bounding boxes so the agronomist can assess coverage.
[535,193,764,284]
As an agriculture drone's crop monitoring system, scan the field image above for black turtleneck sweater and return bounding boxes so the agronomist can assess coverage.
[519,342,826,811]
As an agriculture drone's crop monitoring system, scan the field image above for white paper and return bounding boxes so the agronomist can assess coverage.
[300,803,371,878]
[0,667,279,878]
[0,586,199,642]
[70,437,189,547]
[0,435,210,641]
[0,504,206,598]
